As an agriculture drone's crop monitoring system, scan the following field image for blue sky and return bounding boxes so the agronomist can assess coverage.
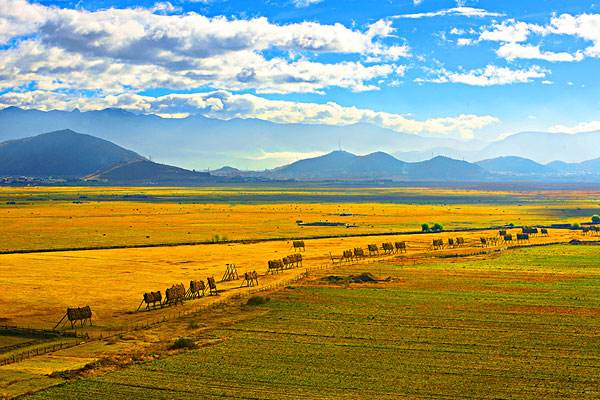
[1,0,600,144]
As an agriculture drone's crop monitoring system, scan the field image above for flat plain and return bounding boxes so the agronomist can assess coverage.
[28,245,600,399]
[0,185,599,399]
[0,186,596,252]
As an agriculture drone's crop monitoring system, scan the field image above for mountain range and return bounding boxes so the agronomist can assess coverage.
[2,107,600,169]
[0,130,142,178]
[218,152,600,182]
[2,129,600,185]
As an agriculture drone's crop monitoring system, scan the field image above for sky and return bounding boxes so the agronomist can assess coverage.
[1,0,600,144]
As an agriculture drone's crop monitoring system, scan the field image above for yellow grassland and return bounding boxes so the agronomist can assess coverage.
[0,186,598,252]
[1,186,599,398]
[0,226,589,330]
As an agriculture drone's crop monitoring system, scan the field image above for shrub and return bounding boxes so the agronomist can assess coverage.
[211,234,228,243]
[592,215,600,224]
[170,337,196,350]
[572,223,581,229]
[421,223,430,233]
[246,296,270,306]
[431,223,444,232]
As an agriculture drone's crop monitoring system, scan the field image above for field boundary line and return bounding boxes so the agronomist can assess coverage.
[0,224,582,255]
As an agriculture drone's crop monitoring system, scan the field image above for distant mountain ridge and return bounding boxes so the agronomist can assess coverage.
[267,151,408,180]
[2,107,600,168]
[0,129,143,178]
[475,131,600,164]
[87,159,214,185]
[2,129,600,185]
[222,152,600,182]
[254,151,487,181]
[475,156,552,175]
[0,107,472,170]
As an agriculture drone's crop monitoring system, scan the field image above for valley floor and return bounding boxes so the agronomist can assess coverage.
[1,186,599,398]
[10,244,600,399]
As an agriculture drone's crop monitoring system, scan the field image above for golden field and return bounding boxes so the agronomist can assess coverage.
[3,240,599,399]
[1,185,599,398]
[0,225,589,330]
[0,186,598,252]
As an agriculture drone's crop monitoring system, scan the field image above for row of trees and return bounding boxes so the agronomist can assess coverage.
[421,223,443,233]
[421,216,598,233]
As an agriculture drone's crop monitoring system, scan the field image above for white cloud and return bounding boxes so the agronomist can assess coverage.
[456,38,473,46]
[479,19,539,43]
[496,43,584,62]
[0,1,404,58]
[0,0,47,44]
[421,65,548,86]
[0,90,499,139]
[548,121,600,134]
[478,13,600,62]
[0,0,408,95]
[542,13,600,58]
[394,7,504,19]
[0,40,403,94]
[151,2,181,13]
[292,0,323,7]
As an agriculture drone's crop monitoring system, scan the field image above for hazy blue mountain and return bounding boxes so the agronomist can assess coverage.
[406,156,488,181]
[545,160,578,173]
[258,151,488,181]
[476,156,552,175]
[210,166,245,177]
[393,147,479,162]
[0,107,473,170]
[88,159,214,185]
[267,151,408,180]
[579,157,600,173]
[476,131,600,163]
[3,107,600,168]
[0,129,143,178]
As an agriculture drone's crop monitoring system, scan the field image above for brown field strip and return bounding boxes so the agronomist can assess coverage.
[0,227,588,330]
[20,244,600,400]
[1,186,599,253]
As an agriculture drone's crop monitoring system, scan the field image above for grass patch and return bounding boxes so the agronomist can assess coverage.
[169,337,196,350]
[246,296,270,306]
[30,245,600,399]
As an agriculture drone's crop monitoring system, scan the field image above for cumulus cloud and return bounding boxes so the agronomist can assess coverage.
[542,13,600,58]
[496,43,584,62]
[456,38,473,46]
[0,90,499,139]
[394,7,504,19]
[476,13,600,62]
[292,0,323,7]
[420,65,548,86]
[0,41,402,94]
[0,0,408,95]
[548,121,600,134]
[479,19,540,43]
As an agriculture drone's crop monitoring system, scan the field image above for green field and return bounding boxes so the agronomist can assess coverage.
[30,245,600,399]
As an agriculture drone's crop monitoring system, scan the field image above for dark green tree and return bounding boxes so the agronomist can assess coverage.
[432,223,444,232]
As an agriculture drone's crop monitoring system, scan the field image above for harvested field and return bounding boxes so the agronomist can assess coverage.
[0,226,585,330]
[1,186,599,398]
[27,244,600,399]
[0,186,599,252]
